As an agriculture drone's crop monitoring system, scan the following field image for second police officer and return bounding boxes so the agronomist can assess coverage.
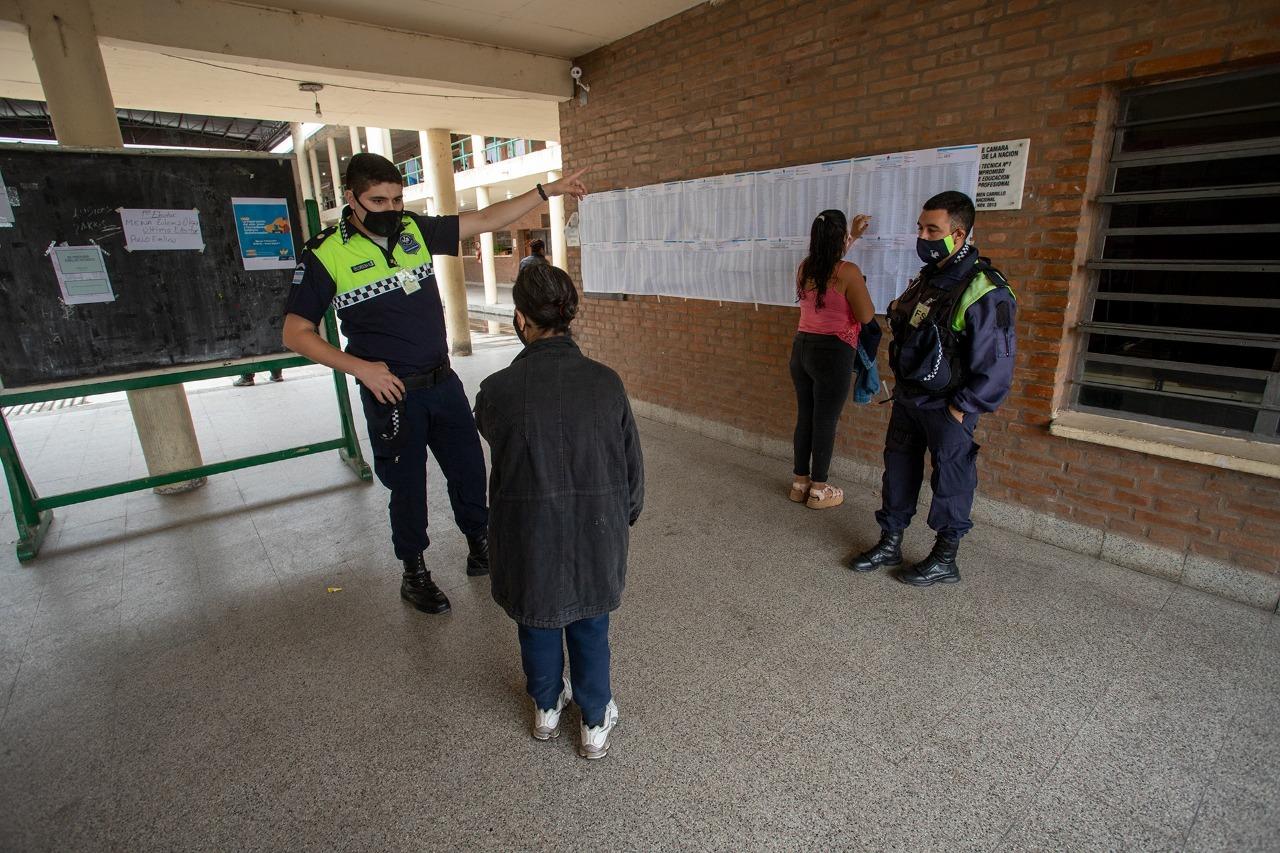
[849,191,1017,586]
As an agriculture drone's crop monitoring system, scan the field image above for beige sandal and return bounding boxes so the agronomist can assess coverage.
[789,478,811,503]
[806,484,844,509]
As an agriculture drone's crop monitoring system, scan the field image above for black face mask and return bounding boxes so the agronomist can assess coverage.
[916,233,956,265]
[352,195,402,239]
[513,312,528,345]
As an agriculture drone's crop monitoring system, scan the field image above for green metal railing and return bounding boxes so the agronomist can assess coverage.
[0,199,371,562]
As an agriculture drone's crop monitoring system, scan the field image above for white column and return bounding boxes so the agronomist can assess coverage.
[382,129,394,164]
[475,185,498,305]
[422,128,471,356]
[348,125,362,156]
[18,0,204,493]
[471,133,487,170]
[547,169,567,272]
[307,144,323,207]
[365,127,385,156]
[292,123,315,240]
[326,136,342,208]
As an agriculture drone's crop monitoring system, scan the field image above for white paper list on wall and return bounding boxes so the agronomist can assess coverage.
[579,141,1006,312]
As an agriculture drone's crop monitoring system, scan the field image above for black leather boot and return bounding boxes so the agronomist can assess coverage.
[848,530,904,572]
[401,554,451,613]
[897,537,961,586]
[465,533,489,577]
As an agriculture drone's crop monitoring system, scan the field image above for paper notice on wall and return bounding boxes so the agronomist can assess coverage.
[0,169,13,228]
[976,139,1030,210]
[119,208,205,251]
[231,197,297,270]
[50,244,116,305]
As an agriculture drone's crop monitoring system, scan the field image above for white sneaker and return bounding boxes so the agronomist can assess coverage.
[531,678,572,741]
[578,699,619,760]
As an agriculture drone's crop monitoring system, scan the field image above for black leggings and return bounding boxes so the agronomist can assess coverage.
[790,333,854,482]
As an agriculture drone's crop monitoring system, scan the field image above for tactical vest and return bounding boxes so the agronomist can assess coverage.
[308,215,435,315]
[888,257,1011,398]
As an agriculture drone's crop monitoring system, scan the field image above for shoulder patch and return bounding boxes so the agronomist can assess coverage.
[291,263,306,285]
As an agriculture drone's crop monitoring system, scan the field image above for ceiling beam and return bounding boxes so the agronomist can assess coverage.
[0,0,571,101]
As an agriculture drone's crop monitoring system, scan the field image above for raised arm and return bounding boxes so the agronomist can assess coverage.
[457,168,588,241]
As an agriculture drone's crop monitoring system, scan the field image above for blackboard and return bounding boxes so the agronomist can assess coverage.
[0,146,303,388]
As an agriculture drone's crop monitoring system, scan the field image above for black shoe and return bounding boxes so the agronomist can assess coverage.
[897,537,961,586]
[401,554,451,613]
[466,533,489,577]
[269,370,284,382]
[848,530,904,572]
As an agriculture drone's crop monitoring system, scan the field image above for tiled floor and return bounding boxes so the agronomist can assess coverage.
[0,333,1276,851]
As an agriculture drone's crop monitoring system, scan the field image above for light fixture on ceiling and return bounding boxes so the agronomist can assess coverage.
[299,82,324,118]
[506,190,513,200]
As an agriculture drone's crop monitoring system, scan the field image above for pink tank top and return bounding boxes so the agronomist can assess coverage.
[797,262,860,349]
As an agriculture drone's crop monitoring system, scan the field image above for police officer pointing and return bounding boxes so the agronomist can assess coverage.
[283,153,586,615]
[849,191,1016,586]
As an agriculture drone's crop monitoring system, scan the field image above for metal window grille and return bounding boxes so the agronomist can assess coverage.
[1073,67,1280,441]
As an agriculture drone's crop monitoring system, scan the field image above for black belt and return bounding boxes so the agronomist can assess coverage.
[401,363,452,391]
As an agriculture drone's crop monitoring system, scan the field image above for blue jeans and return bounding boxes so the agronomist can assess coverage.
[517,614,611,728]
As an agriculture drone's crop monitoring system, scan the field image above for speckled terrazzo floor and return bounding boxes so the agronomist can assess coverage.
[1,333,1276,852]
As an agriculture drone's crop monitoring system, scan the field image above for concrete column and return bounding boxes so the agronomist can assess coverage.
[16,0,122,147]
[421,128,471,356]
[18,0,204,492]
[326,136,342,208]
[348,125,362,156]
[307,144,323,207]
[547,169,567,271]
[291,123,314,242]
[475,186,499,306]
[382,129,394,162]
[471,133,487,170]
[365,127,385,157]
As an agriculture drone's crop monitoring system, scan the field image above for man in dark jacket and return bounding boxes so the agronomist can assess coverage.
[474,264,644,760]
[849,191,1016,586]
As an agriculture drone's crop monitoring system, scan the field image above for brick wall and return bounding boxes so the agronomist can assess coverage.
[559,0,1280,579]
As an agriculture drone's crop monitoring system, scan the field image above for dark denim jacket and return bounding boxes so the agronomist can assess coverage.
[474,336,644,629]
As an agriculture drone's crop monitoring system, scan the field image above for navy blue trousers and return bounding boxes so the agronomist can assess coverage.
[517,614,611,728]
[359,372,488,560]
[875,401,980,542]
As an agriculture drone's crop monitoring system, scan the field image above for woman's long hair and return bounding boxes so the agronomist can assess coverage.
[797,209,848,309]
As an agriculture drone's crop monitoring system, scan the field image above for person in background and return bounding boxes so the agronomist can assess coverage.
[232,368,283,386]
[474,264,644,760]
[519,238,550,272]
[789,209,874,510]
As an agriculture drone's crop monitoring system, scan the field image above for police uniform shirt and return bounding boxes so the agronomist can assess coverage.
[285,209,459,376]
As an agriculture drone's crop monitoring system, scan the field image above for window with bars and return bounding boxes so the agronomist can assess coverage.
[1074,68,1280,441]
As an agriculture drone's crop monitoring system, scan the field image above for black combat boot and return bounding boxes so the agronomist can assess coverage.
[897,536,961,586]
[848,530,904,572]
[465,533,489,577]
[401,554,451,613]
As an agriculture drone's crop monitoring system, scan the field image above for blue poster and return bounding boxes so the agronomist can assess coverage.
[231,197,296,270]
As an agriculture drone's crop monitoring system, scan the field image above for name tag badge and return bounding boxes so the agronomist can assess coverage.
[909,301,931,328]
[399,270,421,295]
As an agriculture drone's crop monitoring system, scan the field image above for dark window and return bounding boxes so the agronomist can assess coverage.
[1074,68,1280,441]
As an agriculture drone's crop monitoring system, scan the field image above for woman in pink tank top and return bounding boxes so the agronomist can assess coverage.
[789,209,874,509]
